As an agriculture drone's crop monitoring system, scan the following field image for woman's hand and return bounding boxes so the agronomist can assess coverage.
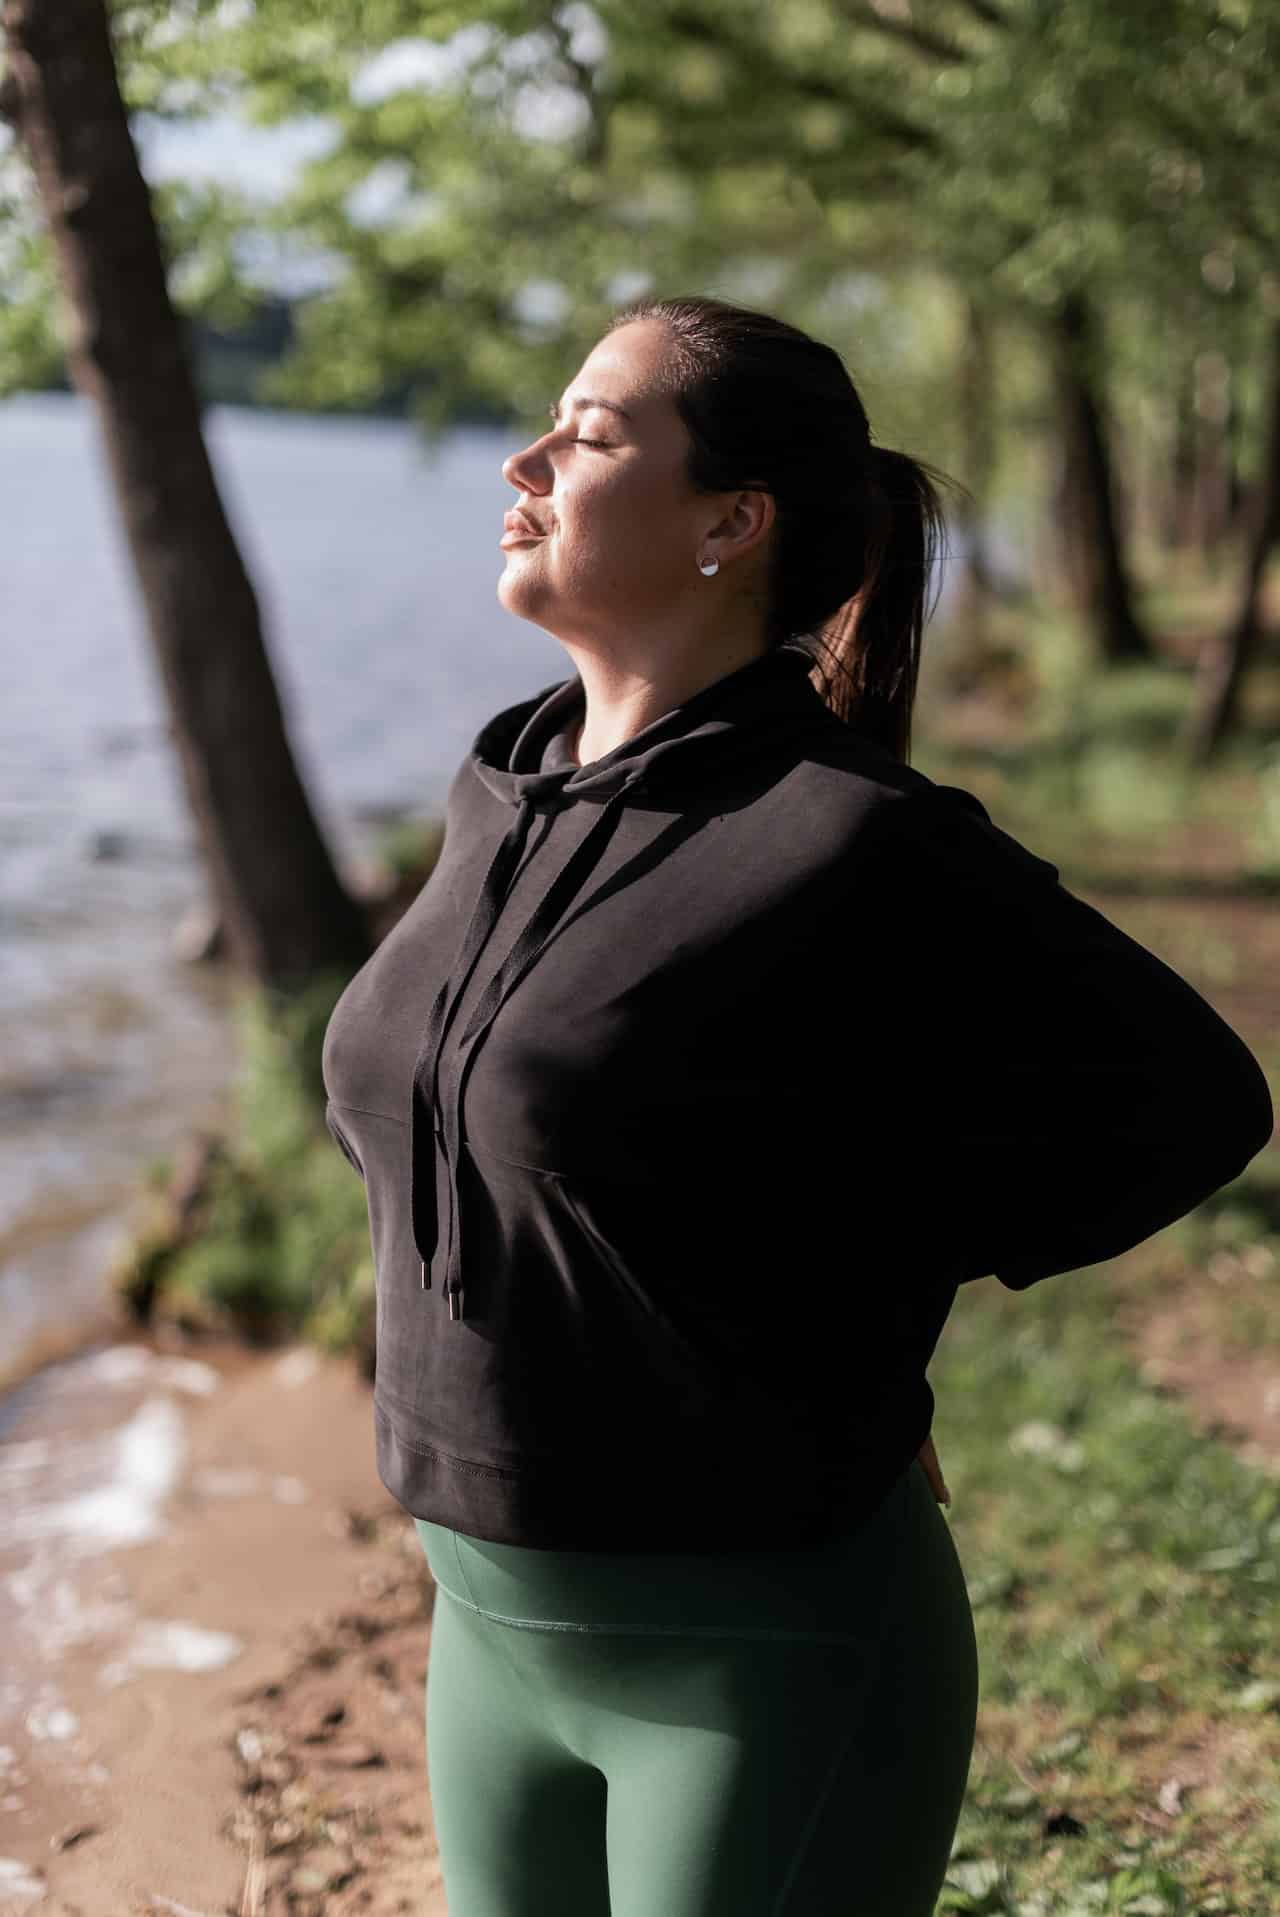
[917,1432,951,1507]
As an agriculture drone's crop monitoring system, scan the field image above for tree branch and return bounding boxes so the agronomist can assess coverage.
[546,9,608,170]
[830,0,972,65]
[944,0,1009,29]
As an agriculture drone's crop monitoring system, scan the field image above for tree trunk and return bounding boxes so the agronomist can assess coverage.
[1181,319,1280,762]
[1,0,372,992]
[1164,359,1198,552]
[1194,349,1233,566]
[1225,362,1245,531]
[1053,290,1150,662]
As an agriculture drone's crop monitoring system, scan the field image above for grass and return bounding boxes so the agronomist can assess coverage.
[934,1229,1280,1916]
[916,602,1280,1913]
[915,599,1280,895]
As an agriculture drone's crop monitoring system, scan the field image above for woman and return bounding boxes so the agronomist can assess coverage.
[321,295,1272,1915]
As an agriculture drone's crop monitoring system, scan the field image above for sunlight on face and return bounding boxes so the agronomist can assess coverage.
[496,319,705,651]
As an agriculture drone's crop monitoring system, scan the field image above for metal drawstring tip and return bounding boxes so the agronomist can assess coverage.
[420,1259,430,1291]
[448,1287,462,1322]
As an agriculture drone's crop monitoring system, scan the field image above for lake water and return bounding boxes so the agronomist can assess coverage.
[0,392,577,1395]
[0,391,969,1398]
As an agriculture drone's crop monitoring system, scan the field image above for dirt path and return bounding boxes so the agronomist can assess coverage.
[1097,887,1280,1479]
[1118,1273,1280,1479]
[2,1333,447,1916]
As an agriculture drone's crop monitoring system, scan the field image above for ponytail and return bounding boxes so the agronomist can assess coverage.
[804,444,953,765]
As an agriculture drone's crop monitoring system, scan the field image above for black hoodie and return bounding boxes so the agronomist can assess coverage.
[321,643,1273,1550]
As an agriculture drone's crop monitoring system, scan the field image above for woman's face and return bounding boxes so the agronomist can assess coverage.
[498,318,769,656]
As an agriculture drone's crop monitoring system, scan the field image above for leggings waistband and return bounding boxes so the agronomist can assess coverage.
[416,1456,940,1639]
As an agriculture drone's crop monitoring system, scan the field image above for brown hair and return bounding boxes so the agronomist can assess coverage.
[605,293,960,764]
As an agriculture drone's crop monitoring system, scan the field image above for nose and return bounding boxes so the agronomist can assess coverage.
[502,429,553,495]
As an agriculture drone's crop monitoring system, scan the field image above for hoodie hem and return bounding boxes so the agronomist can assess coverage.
[373,1392,936,1553]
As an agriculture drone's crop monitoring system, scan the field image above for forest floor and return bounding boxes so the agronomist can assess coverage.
[918,715,1280,1917]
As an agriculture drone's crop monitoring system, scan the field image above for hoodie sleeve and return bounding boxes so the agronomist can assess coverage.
[869,782,1273,1292]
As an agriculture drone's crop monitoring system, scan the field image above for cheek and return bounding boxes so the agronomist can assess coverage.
[567,473,680,552]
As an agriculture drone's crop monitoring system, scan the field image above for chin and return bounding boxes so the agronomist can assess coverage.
[497,566,552,624]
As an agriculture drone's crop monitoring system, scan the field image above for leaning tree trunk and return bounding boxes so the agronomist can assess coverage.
[1181,319,1280,763]
[0,0,372,992]
[1054,289,1151,662]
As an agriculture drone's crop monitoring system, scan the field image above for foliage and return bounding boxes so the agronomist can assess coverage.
[916,584,1280,884]
[8,0,1280,739]
[144,970,376,1360]
[3,1,1277,463]
[0,144,62,388]
[371,813,447,882]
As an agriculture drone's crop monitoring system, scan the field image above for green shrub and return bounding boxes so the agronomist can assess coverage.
[157,968,374,1361]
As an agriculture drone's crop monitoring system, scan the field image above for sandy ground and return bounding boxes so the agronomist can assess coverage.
[3,1252,1278,1917]
[0,1331,448,1917]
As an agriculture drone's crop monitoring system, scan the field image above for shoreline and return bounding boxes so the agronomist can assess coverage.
[0,1267,130,1406]
[0,1324,448,1915]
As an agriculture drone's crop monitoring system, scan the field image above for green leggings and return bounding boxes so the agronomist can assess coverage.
[414,1457,979,1915]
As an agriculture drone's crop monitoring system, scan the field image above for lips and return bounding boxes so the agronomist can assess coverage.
[503,509,545,538]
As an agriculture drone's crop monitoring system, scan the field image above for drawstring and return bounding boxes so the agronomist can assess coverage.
[409,794,538,1293]
[411,772,643,1321]
[438,778,639,1319]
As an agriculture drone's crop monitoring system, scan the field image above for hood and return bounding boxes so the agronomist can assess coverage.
[472,637,822,807]
[410,638,828,1319]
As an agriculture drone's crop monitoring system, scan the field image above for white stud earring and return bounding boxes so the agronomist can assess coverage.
[698,555,719,576]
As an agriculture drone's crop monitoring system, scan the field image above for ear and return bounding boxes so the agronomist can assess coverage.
[707,488,774,560]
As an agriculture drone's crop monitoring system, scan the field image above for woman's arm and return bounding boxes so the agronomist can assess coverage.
[872,783,1273,1294]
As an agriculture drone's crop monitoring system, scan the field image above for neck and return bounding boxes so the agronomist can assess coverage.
[565,634,774,767]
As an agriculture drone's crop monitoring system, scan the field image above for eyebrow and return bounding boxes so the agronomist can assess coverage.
[548,395,634,426]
